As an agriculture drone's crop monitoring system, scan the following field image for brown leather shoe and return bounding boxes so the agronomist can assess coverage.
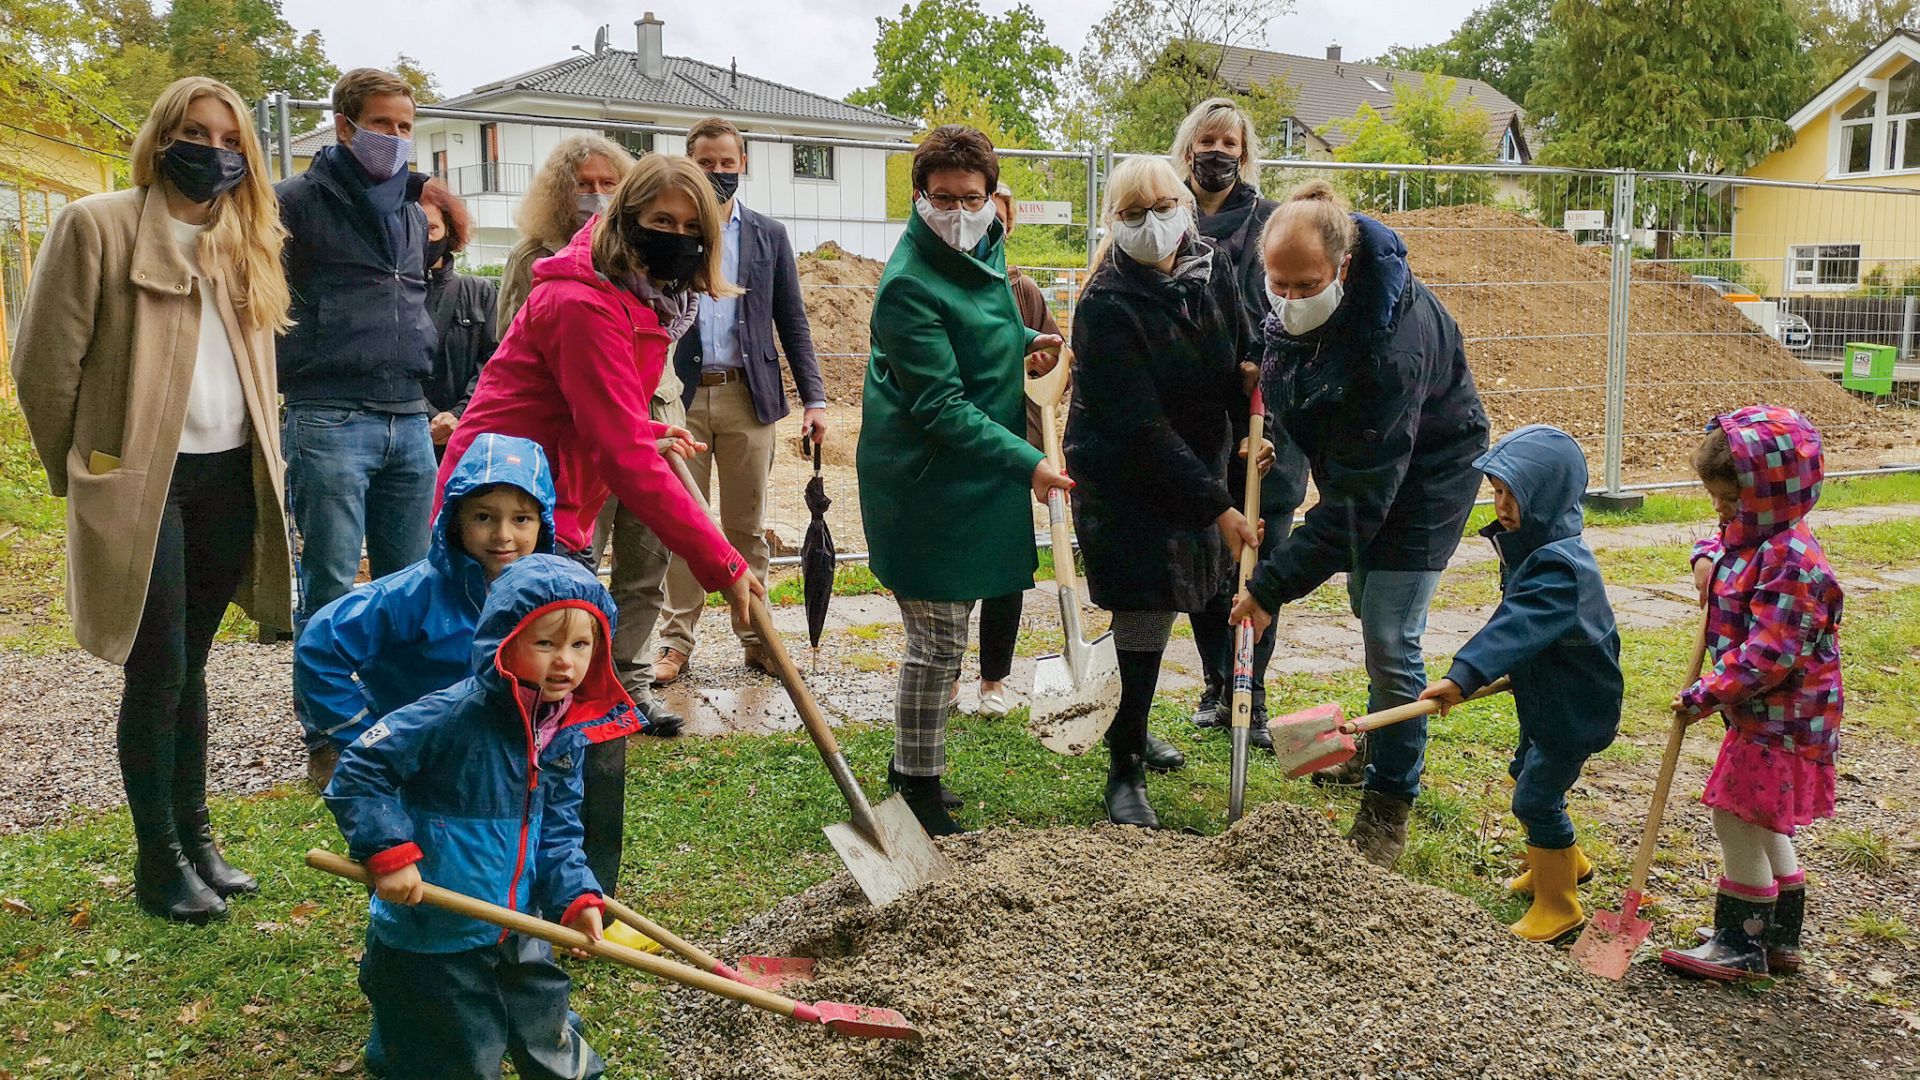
[742,642,773,675]
[651,647,689,687]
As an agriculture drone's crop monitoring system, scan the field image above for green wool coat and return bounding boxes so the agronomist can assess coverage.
[857,213,1045,602]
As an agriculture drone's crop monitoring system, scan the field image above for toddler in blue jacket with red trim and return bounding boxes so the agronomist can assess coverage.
[325,554,638,1080]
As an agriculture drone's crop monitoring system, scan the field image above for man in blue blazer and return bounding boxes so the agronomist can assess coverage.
[654,117,827,683]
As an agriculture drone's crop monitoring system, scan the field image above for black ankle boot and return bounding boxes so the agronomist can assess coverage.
[1104,754,1159,828]
[888,766,963,836]
[1661,886,1773,981]
[1143,733,1186,772]
[134,826,226,924]
[175,806,256,898]
[1248,704,1273,752]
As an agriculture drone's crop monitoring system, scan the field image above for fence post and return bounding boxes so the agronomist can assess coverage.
[275,91,295,180]
[253,96,273,174]
[1902,294,1918,361]
[1590,168,1644,510]
[1084,148,1100,265]
[1397,172,1407,213]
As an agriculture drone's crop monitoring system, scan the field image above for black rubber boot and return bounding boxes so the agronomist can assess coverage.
[1767,876,1806,974]
[634,695,685,738]
[121,700,223,923]
[1661,887,1773,981]
[1346,789,1412,869]
[1104,753,1159,828]
[1105,648,1162,827]
[175,806,257,898]
[581,737,628,896]
[888,766,964,836]
[133,826,226,924]
[1143,733,1186,772]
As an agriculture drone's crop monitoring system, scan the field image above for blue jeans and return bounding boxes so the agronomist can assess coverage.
[1347,567,1444,803]
[284,405,436,631]
[1510,733,1589,850]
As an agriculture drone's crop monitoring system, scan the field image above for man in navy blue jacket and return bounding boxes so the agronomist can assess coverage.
[277,68,437,657]
[1420,425,1622,944]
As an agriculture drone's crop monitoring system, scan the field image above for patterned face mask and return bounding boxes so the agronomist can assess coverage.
[345,118,413,181]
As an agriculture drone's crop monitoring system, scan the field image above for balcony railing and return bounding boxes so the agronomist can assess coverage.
[435,162,532,197]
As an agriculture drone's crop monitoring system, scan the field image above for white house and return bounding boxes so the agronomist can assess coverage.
[293,12,916,264]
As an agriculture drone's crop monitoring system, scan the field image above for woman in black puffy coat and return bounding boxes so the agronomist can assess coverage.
[419,178,499,457]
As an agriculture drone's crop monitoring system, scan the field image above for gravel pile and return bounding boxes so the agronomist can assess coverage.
[664,802,1728,1079]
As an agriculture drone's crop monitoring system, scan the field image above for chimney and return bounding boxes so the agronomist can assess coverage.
[636,12,664,80]
[1326,43,1342,63]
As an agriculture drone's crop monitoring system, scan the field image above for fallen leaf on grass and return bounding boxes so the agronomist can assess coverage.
[254,921,283,934]
[8,1028,25,1044]
[95,876,120,890]
[332,1058,358,1074]
[241,1002,265,1016]
[68,907,91,931]
[289,901,321,924]
[2,900,30,917]
[177,997,212,1025]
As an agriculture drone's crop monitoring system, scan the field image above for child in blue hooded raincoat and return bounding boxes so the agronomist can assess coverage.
[296,432,556,764]
[325,554,636,1080]
[1420,424,1622,944]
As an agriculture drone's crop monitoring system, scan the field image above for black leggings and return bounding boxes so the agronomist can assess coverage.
[119,448,255,834]
[976,591,1023,683]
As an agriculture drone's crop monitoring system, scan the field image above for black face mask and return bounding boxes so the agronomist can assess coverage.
[707,171,741,203]
[423,235,453,275]
[1190,150,1240,194]
[160,141,249,204]
[624,222,705,289]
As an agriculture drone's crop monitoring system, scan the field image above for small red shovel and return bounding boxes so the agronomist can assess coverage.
[1270,677,1512,778]
[601,896,816,992]
[307,850,919,1041]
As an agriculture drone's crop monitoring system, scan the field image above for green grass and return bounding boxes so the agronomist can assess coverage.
[1846,910,1918,947]
[1826,826,1899,875]
[6,580,1920,1076]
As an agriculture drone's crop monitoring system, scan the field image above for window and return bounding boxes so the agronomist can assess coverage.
[431,149,448,177]
[792,143,833,181]
[1788,243,1861,289]
[1888,65,1920,171]
[1839,93,1876,175]
[1499,127,1521,164]
[605,128,653,158]
[478,122,501,193]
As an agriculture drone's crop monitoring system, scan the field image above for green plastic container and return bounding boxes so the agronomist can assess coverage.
[1841,342,1897,396]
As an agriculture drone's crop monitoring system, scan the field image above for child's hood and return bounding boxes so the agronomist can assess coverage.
[1474,424,1588,558]
[471,554,635,743]
[431,434,558,580]
[1715,405,1823,548]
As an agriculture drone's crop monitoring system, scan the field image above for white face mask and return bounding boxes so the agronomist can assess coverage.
[1266,273,1346,336]
[574,192,610,225]
[915,194,998,252]
[1112,205,1190,265]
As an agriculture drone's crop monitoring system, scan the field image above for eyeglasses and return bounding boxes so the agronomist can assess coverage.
[1115,199,1182,226]
[924,192,990,212]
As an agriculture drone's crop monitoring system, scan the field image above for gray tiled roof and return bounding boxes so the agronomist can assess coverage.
[1214,45,1528,161]
[441,50,916,131]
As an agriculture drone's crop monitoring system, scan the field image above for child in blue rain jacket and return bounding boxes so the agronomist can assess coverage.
[325,554,638,1080]
[1420,424,1622,943]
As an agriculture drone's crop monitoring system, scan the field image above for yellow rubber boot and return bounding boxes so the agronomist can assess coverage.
[603,919,664,954]
[1506,844,1593,895]
[1510,844,1587,943]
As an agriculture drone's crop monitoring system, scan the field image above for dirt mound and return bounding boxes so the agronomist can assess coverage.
[663,802,1733,1079]
[794,242,886,408]
[1380,205,1899,474]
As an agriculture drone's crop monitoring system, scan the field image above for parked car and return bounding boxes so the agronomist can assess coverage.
[1693,274,1810,350]
[1779,311,1812,351]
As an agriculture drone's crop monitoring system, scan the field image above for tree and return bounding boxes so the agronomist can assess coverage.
[1793,1,1920,86]
[392,53,442,105]
[0,0,136,165]
[162,0,337,102]
[1372,0,1550,105]
[1320,73,1494,212]
[848,0,1066,145]
[1528,0,1812,256]
[1057,0,1297,153]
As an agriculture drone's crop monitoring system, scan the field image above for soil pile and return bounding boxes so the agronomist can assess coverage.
[663,803,1733,1079]
[793,242,886,406]
[1379,205,1901,472]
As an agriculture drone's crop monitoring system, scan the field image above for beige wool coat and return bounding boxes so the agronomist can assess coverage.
[10,184,293,664]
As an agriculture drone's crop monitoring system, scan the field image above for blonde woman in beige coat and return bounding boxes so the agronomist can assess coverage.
[12,76,293,924]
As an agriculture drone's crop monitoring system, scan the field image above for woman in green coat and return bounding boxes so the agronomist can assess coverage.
[858,125,1069,835]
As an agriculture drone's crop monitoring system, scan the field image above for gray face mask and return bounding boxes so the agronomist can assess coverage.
[574,192,611,226]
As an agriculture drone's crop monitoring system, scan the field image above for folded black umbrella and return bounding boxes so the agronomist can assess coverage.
[801,439,836,651]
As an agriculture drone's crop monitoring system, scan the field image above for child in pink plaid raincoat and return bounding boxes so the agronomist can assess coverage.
[1661,405,1842,984]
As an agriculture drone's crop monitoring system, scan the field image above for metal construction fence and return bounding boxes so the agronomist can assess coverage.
[257,94,1920,505]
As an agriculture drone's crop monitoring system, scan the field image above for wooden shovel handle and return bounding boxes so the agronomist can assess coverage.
[601,895,722,973]
[304,849,804,1019]
[1039,399,1077,592]
[1340,676,1513,734]
[1238,405,1265,588]
[1624,611,1714,899]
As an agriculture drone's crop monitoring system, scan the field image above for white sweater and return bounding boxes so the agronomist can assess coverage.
[169,217,249,454]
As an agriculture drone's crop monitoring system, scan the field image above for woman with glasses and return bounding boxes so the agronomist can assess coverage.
[1064,155,1259,828]
[858,125,1069,836]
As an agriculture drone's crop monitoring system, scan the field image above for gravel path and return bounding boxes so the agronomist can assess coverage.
[662,802,1917,1079]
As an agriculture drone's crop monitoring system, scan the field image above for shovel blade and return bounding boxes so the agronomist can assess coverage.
[1570,906,1653,980]
[810,1000,922,1042]
[737,955,816,990]
[1270,703,1355,778]
[1028,635,1120,755]
[823,793,951,908]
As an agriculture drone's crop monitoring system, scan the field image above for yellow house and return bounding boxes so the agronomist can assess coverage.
[0,123,121,369]
[1734,29,1920,296]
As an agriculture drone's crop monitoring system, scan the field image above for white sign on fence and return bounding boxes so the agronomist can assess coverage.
[1016,200,1075,226]
[1563,210,1607,231]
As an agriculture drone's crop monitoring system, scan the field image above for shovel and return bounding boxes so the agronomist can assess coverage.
[663,454,951,908]
[1023,354,1122,755]
[1571,611,1711,980]
[1271,677,1514,779]
[1227,387,1267,825]
[305,850,919,1041]
[601,896,816,992]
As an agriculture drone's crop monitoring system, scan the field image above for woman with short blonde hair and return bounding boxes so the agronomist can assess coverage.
[440,153,758,892]
[496,134,637,333]
[12,75,295,923]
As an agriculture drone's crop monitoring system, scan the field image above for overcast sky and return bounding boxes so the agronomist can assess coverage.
[278,0,1486,108]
